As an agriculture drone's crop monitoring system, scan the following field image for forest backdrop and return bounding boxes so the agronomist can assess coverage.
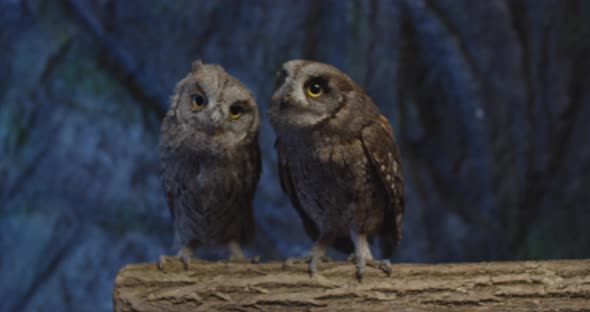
[1,0,589,311]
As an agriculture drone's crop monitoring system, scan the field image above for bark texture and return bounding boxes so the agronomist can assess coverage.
[113,258,590,311]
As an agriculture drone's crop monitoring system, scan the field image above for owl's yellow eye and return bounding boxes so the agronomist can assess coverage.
[229,104,244,120]
[191,93,206,110]
[306,83,323,98]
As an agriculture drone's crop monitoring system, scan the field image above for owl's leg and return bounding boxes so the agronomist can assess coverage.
[227,240,260,263]
[176,243,197,270]
[157,240,199,271]
[350,231,391,280]
[283,235,332,276]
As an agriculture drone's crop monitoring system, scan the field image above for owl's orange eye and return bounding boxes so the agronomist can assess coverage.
[306,83,323,98]
[191,93,206,110]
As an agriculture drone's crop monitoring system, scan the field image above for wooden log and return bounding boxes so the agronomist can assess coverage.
[113,258,590,311]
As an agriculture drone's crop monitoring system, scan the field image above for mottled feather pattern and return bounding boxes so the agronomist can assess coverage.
[361,116,405,256]
[159,61,261,254]
[162,141,259,248]
[269,60,405,265]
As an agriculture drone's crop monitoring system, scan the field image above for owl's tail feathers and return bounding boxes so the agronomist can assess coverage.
[378,231,397,259]
[332,236,355,255]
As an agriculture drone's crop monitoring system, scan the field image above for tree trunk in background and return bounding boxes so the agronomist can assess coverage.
[113,258,590,311]
[396,0,590,261]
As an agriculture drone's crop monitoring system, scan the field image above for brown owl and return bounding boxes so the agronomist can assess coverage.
[268,60,404,279]
[159,60,261,268]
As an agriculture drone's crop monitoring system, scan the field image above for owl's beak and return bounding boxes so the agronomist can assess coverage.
[205,107,224,133]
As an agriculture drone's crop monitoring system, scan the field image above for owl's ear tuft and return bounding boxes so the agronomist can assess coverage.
[192,59,204,72]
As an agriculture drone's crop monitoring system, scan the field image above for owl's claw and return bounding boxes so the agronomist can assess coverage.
[156,253,193,271]
[355,256,366,281]
[249,255,261,264]
[228,255,261,264]
[157,256,168,270]
[349,255,392,280]
[282,256,311,270]
[367,259,392,276]
[226,241,260,263]
[282,255,331,276]
[173,245,196,270]
[180,254,191,270]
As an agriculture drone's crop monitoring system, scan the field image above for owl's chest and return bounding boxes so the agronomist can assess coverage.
[167,155,245,208]
[293,137,366,176]
[194,161,249,204]
[289,138,380,207]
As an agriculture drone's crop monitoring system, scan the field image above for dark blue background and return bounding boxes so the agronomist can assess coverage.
[1,1,589,311]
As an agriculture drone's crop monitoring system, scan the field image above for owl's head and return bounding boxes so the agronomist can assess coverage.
[268,60,375,132]
[169,60,259,152]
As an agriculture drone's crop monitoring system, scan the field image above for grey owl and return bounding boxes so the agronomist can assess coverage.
[268,60,404,279]
[159,60,261,267]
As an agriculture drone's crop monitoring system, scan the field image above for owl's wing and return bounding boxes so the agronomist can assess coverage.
[361,115,405,257]
[238,137,262,244]
[160,113,180,222]
[162,172,176,222]
[275,139,320,242]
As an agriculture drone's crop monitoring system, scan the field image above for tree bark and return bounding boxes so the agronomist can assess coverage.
[113,258,590,311]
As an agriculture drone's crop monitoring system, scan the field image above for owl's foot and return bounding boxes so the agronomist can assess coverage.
[367,259,392,276]
[349,254,392,280]
[283,238,331,276]
[156,248,194,271]
[349,232,392,280]
[176,246,194,270]
[347,254,392,280]
[228,255,261,264]
[157,256,170,270]
[226,241,259,263]
[282,255,332,276]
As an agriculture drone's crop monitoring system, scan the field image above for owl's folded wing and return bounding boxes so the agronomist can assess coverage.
[361,116,405,257]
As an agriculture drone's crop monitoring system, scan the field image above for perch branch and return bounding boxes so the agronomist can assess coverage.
[113,258,590,311]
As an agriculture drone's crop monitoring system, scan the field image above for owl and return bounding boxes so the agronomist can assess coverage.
[159,60,261,268]
[268,60,404,279]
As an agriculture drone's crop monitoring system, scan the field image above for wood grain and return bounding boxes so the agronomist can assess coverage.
[113,258,590,311]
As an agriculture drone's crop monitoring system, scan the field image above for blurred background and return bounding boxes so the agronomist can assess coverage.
[1,0,590,311]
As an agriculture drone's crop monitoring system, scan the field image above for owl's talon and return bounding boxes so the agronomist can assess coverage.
[157,256,168,271]
[284,255,327,277]
[367,259,392,276]
[308,262,317,277]
[228,255,260,264]
[282,256,312,271]
[250,256,261,264]
[180,255,191,270]
[355,257,367,281]
[351,256,392,278]
[175,245,195,270]
[356,266,365,281]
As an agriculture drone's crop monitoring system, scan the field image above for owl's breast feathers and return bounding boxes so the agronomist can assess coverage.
[276,115,404,255]
[161,134,261,245]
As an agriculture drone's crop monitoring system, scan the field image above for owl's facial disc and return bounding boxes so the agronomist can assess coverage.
[170,62,259,154]
[270,71,343,129]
